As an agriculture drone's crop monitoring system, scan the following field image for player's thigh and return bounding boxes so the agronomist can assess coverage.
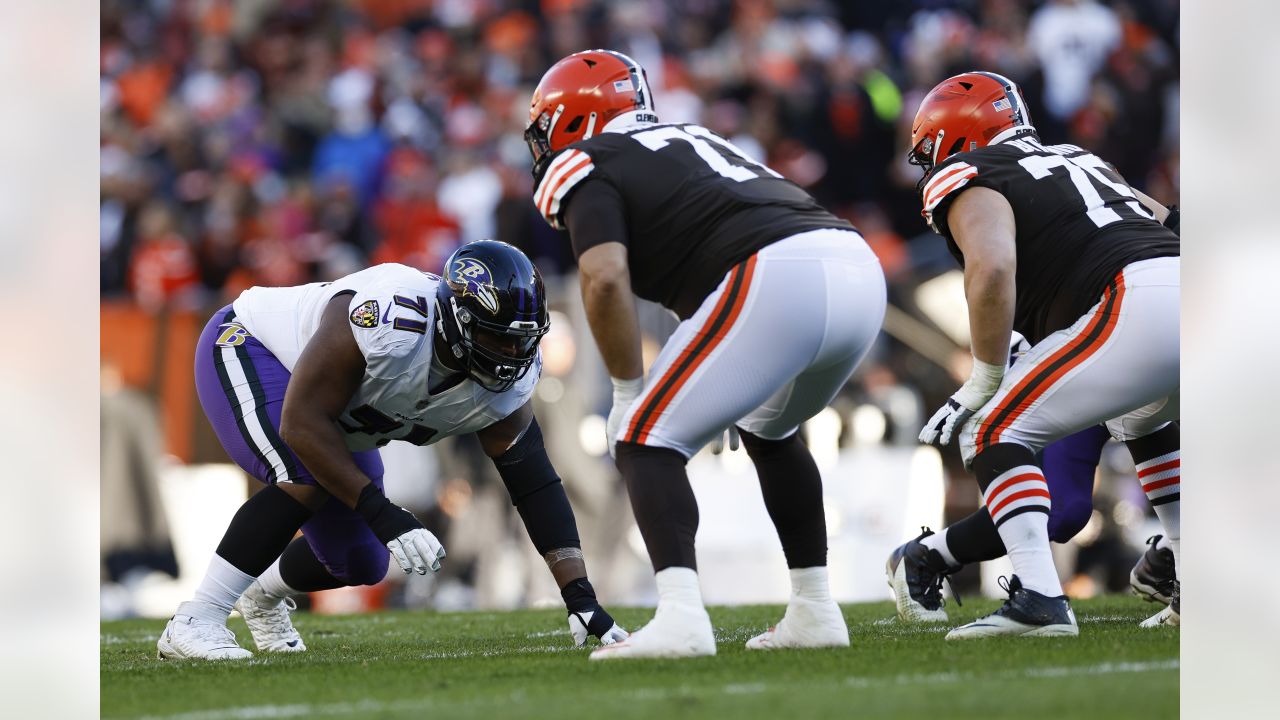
[195,305,383,486]
[1105,394,1178,441]
[738,252,885,440]
[619,257,824,456]
[960,266,1178,463]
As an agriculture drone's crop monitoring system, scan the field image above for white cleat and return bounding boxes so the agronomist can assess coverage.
[1139,605,1179,627]
[746,597,850,650]
[589,603,716,661]
[157,606,252,660]
[1140,581,1179,628]
[235,580,306,652]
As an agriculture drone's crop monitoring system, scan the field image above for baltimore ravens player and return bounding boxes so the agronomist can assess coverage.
[525,50,887,659]
[157,240,627,660]
[909,72,1180,638]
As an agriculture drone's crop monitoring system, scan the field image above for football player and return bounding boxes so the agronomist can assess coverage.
[157,240,627,660]
[907,72,1180,638]
[888,350,1179,622]
[524,50,887,659]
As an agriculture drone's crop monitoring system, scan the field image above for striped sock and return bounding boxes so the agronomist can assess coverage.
[1127,425,1180,576]
[976,445,1061,597]
[1136,449,1180,574]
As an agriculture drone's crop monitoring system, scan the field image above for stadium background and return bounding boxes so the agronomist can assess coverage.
[99,0,1180,619]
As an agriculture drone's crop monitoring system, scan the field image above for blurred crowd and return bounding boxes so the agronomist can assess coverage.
[100,0,1180,609]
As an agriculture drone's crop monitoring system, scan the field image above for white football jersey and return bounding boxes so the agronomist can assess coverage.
[232,263,538,452]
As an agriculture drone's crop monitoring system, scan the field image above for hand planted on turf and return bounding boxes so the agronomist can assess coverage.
[709,425,741,454]
[606,377,645,459]
[568,606,629,646]
[387,528,446,575]
[918,357,1005,447]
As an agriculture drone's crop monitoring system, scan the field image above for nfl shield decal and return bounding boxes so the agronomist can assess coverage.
[350,299,380,328]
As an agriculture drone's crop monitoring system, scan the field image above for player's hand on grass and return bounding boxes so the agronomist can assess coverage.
[387,528,447,575]
[568,606,629,647]
[561,577,628,646]
[919,357,1004,447]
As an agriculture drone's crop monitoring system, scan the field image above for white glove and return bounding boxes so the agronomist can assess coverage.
[919,357,1005,447]
[605,376,645,459]
[709,425,741,454]
[568,610,629,646]
[386,528,447,575]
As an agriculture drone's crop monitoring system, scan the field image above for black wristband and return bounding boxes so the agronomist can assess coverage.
[1163,206,1180,236]
[560,577,599,613]
[354,483,422,545]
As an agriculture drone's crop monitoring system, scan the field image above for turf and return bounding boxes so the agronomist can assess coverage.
[101,596,1177,720]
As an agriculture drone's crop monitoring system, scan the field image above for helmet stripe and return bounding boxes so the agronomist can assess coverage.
[972,70,1028,127]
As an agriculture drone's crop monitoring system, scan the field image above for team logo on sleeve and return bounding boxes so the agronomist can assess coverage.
[447,258,501,314]
[350,300,380,328]
[215,322,251,347]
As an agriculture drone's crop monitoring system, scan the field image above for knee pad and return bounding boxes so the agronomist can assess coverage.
[327,543,390,587]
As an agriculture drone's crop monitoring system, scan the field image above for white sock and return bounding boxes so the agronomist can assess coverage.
[996,511,1062,596]
[984,465,1060,597]
[256,557,298,602]
[185,554,255,623]
[789,566,832,602]
[921,528,960,569]
[654,567,704,609]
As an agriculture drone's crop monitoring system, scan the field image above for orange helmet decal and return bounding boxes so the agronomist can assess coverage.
[524,50,657,178]
[909,71,1035,173]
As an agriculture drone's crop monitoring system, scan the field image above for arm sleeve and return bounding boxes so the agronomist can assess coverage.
[491,417,581,555]
[563,178,630,259]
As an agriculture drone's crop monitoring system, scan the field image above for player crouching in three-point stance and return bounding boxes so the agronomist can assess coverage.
[524,50,886,659]
[907,72,1180,638]
[157,241,626,660]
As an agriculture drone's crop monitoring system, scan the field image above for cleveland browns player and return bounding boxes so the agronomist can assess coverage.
[908,72,1180,637]
[158,241,626,660]
[524,50,887,660]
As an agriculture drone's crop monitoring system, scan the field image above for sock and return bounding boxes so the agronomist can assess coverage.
[974,443,1061,597]
[920,528,963,569]
[741,430,828,568]
[615,442,699,572]
[184,554,255,624]
[277,536,347,593]
[655,566,704,608]
[1126,424,1180,575]
[256,558,295,602]
[789,566,832,602]
[182,485,315,622]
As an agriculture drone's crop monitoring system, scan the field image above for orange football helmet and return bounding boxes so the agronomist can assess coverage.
[524,49,657,178]
[909,71,1035,173]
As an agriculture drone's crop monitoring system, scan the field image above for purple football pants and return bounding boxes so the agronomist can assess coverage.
[194,305,389,585]
[1043,424,1110,542]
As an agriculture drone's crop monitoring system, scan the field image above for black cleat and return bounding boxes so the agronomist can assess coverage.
[886,528,956,622]
[946,575,1078,639]
[1130,535,1177,605]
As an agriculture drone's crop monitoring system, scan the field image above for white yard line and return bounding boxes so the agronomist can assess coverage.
[126,659,1178,720]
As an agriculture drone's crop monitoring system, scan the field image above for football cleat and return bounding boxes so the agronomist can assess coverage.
[1140,581,1180,628]
[234,580,306,652]
[745,597,849,650]
[589,602,715,661]
[1130,535,1176,605]
[945,575,1078,640]
[886,528,955,622]
[157,605,252,660]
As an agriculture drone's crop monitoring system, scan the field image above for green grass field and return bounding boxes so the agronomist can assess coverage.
[101,596,1177,720]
